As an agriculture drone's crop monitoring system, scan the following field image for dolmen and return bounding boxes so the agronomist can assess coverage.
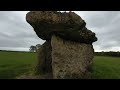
[26,11,97,79]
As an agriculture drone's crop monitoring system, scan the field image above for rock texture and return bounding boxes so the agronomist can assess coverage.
[35,41,52,74]
[51,35,94,79]
[26,11,97,44]
[26,11,98,79]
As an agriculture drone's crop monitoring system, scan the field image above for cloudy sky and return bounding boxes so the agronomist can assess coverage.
[0,11,120,52]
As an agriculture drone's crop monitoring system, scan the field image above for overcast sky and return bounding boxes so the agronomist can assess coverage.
[0,11,120,52]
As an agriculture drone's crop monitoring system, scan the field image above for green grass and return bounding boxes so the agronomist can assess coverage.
[0,51,37,79]
[0,51,120,79]
[92,56,120,79]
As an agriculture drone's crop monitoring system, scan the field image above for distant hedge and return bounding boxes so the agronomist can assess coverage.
[0,50,35,53]
[95,52,120,57]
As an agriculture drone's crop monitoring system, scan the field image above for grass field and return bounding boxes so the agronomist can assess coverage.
[92,56,120,79]
[0,51,37,79]
[0,51,120,79]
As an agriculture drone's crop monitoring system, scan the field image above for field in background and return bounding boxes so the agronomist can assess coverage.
[0,51,120,79]
[0,51,37,79]
[92,56,120,79]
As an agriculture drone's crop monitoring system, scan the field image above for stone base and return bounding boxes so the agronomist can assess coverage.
[51,35,94,79]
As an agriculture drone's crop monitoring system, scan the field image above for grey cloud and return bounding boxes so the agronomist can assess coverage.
[75,11,120,51]
[0,11,45,51]
[0,11,120,51]
[76,11,120,29]
[83,11,120,51]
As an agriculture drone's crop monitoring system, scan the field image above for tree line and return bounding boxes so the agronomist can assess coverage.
[29,44,120,57]
[29,44,41,52]
[95,51,120,57]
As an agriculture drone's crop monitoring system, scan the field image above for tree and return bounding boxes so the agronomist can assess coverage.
[29,46,36,52]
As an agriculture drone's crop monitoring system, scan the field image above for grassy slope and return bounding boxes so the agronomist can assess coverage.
[0,51,120,79]
[0,51,37,79]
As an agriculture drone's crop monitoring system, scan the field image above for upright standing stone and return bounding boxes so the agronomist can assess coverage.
[51,35,94,79]
[35,41,52,74]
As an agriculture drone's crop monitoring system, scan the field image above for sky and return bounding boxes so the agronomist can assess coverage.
[0,11,120,52]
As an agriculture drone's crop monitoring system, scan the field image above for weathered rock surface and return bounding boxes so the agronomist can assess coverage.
[51,35,94,79]
[26,11,97,44]
[26,11,97,79]
[35,41,52,74]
